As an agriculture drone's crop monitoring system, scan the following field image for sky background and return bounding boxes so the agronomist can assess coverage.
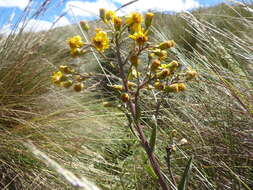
[0,0,248,34]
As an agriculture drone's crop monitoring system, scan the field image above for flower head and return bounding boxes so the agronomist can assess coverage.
[67,35,84,49]
[129,30,148,45]
[92,29,109,52]
[105,10,116,22]
[52,71,64,86]
[126,12,143,32]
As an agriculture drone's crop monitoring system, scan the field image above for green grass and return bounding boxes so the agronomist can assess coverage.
[1,1,253,190]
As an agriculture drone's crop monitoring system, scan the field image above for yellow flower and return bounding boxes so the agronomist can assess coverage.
[92,29,109,52]
[52,71,63,86]
[105,10,116,22]
[129,30,148,45]
[67,35,84,49]
[126,12,143,32]
[70,48,84,57]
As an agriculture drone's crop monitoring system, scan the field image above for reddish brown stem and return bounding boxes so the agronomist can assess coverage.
[115,34,169,190]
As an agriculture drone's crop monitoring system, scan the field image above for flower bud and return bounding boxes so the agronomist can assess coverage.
[178,138,188,146]
[145,12,154,28]
[154,81,165,91]
[127,81,137,89]
[59,65,74,74]
[177,83,186,92]
[167,60,179,73]
[157,69,170,79]
[150,59,161,72]
[73,82,84,92]
[80,21,89,32]
[99,8,106,22]
[110,85,124,91]
[159,40,176,50]
[186,69,197,81]
[130,55,139,67]
[171,129,177,137]
[164,83,186,93]
[103,101,113,107]
[120,93,130,102]
[113,16,122,31]
[62,80,73,88]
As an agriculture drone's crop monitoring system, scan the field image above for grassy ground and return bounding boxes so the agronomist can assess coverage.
[0,1,253,190]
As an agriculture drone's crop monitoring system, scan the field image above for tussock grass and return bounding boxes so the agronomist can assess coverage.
[1,1,253,190]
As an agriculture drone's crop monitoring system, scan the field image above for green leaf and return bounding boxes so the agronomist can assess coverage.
[178,157,193,190]
[149,125,157,153]
[145,164,158,180]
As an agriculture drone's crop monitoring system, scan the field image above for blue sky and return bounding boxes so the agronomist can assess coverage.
[0,0,247,33]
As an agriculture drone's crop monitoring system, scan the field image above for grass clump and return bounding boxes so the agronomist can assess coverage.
[1,1,253,190]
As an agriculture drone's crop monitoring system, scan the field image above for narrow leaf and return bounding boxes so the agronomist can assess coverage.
[178,157,193,190]
[145,164,158,180]
[149,125,157,153]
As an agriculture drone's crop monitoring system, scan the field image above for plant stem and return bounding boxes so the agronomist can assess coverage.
[115,34,169,190]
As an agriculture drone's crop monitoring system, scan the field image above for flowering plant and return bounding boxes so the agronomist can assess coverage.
[52,8,197,190]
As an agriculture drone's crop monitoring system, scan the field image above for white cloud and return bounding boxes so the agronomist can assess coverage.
[22,16,71,32]
[0,0,29,9]
[65,0,200,18]
[115,0,200,15]
[54,16,71,27]
[0,16,70,35]
[0,23,12,35]
[65,0,117,18]
[20,19,53,32]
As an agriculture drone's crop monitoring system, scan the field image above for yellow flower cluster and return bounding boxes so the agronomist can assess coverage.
[92,29,109,52]
[51,65,85,92]
[67,35,84,56]
[52,9,197,98]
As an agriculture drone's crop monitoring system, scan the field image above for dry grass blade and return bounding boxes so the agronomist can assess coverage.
[23,141,101,190]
